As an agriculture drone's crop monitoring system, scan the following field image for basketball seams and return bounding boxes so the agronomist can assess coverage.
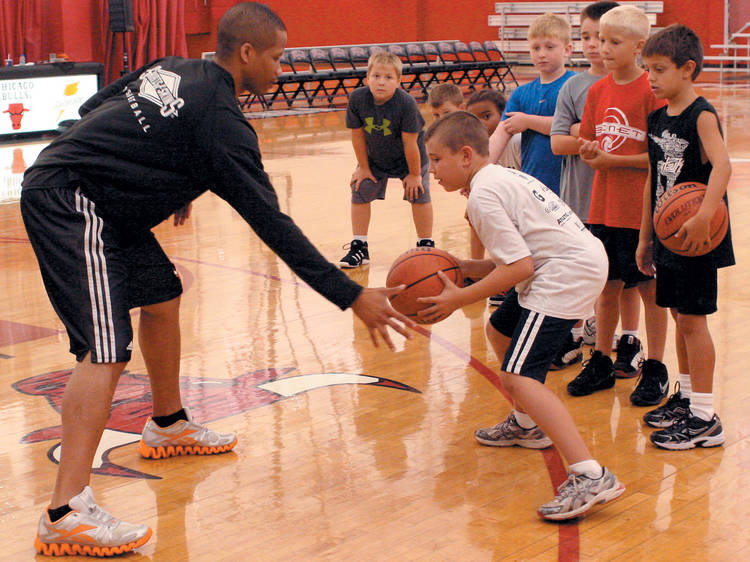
[654,182,728,256]
[389,266,461,291]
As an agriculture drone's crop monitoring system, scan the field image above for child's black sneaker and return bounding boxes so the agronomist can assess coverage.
[338,239,369,269]
[613,334,644,378]
[416,239,435,248]
[650,413,725,450]
[488,292,506,306]
[643,383,690,428]
[549,333,583,371]
[567,350,615,396]
[630,359,669,406]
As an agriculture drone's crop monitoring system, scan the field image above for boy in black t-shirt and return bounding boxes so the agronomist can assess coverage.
[339,51,434,268]
[636,24,734,449]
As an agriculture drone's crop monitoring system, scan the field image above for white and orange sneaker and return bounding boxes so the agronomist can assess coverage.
[35,486,152,557]
[138,406,237,459]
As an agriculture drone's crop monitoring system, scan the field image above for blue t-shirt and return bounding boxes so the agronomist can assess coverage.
[503,70,575,194]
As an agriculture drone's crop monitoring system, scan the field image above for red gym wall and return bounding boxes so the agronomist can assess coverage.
[32,1,733,71]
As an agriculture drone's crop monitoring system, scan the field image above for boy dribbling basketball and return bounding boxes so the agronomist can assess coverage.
[637,24,734,449]
[420,111,624,520]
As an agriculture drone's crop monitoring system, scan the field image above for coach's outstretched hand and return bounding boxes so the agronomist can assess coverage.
[351,287,414,351]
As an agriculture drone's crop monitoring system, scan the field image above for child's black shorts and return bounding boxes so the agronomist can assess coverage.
[655,264,718,315]
[21,186,183,363]
[489,289,577,383]
[589,224,652,288]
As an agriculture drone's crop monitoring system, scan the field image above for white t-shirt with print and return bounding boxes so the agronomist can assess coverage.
[467,164,607,320]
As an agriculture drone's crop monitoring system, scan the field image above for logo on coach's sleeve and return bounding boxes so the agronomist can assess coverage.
[138,66,185,118]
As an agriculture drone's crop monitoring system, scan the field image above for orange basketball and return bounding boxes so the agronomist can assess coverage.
[386,247,463,324]
[653,181,728,257]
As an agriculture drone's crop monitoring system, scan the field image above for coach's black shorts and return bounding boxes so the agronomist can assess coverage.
[489,289,577,383]
[21,186,183,363]
[589,224,652,288]
[655,264,718,315]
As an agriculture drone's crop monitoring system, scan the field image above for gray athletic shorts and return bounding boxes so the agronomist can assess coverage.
[351,163,431,204]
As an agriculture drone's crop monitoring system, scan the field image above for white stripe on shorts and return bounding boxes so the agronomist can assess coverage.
[506,311,545,374]
[75,188,116,362]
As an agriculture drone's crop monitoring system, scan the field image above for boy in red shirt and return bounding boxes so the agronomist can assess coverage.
[567,5,669,406]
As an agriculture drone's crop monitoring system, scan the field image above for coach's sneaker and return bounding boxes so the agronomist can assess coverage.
[487,292,507,306]
[650,413,725,450]
[643,383,690,428]
[538,467,625,521]
[567,350,615,396]
[416,239,435,248]
[139,407,237,459]
[582,316,597,345]
[613,334,644,378]
[549,333,583,371]
[35,486,152,557]
[475,412,552,449]
[338,239,369,268]
[630,359,669,406]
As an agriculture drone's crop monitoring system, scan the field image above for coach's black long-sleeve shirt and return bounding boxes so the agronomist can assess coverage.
[22,57,361,309]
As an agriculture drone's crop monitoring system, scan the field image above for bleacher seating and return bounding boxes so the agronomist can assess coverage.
[705,22,750,83]
[206,40,518,111]
[489,1,663,65]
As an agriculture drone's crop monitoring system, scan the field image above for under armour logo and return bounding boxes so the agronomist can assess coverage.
[364,117,392,136]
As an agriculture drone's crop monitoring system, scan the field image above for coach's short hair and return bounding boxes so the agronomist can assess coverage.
[427,83,464,108]
[216,2,286,59]
[425,111,489,156]
[643,24,704,80]
[528,13,571,44]
[600,5,650,39]
[367,51,403,76]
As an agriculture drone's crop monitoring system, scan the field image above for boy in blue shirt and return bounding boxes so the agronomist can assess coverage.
[488,13,575,195]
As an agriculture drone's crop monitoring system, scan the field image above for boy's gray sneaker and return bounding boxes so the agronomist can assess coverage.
[475,412,552,449]
[538,467,625,521]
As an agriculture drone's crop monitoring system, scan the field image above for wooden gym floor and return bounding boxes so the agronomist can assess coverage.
[1,83,750,561]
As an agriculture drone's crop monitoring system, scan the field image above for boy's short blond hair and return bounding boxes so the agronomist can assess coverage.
[599,5,650,39]
[427,83,464,108]
[528,13,571,44]
[367,51,403,76]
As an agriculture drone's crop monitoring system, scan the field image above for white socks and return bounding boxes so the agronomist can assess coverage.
[678,373,692,399]
[569,460,603,479]
[353,235,367,243]
[690,392,714,421]
[572,325,583,339]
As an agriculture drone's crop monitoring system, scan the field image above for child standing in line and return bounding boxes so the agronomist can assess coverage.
[427,82,465,120]
[339,51,434,269]
[488,13,576,195]
[549,1,642,372]
[637,24,734,449]
[421,111,625,520]
[566,5,669,407]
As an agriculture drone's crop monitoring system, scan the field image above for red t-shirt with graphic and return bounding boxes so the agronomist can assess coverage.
[580,73,665,229]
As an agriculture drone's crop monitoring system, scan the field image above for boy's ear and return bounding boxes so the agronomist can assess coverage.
[635,37,646,54]
[682,59,697,78]
[460,145,474,164]
[564,42,573,57]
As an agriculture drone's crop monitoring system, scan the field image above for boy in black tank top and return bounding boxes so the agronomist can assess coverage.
[636,24,734,449]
